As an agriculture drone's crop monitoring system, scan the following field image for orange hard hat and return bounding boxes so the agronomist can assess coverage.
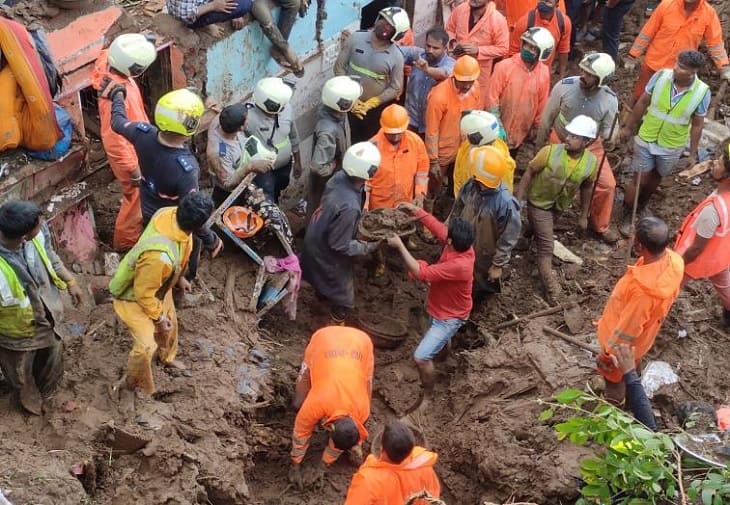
[222,206,264,238]
[453,55,480,81]
[380,104,409,133]
[471,145,507,189]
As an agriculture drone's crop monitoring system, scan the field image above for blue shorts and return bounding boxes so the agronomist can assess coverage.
[413,317,466,361]
[630,138,683,177]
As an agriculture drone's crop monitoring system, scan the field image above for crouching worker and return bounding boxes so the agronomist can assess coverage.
[345,420,441,504]
[109,193,215,394]
[289,326,373,490]
[386,203,474,411]
[0,201,83,415]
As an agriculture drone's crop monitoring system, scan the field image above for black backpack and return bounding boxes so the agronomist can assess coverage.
[527,8,566,39]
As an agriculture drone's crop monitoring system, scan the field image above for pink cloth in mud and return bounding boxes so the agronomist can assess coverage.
[263,254,301,320]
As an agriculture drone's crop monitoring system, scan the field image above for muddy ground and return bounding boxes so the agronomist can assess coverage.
[2,0,730,504]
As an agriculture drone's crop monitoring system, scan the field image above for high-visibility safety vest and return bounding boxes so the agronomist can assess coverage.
[0,234,67,338]
[527,144,597,211]
[638,70,709,149]
[674,189,730,279]
[109,209,184,301]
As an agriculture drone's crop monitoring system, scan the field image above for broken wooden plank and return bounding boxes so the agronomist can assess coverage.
[493,302,578,330]
[543,326,600,354]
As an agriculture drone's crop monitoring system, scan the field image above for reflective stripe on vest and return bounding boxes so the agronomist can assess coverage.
[349,62,386,81]
[30,235,67,290]
[528,144,597,211]
[639,70,709,149]
[0,255,37,338]
[274,137,290,151]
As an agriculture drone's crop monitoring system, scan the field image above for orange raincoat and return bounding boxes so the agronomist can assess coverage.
[486,54,550,149]
[366,129,429,210]
[425,78,481,168]
[597,250,684,383]
[344,447,441,505]
[445,1,509,103]
[91,50,149,251]
[291,327,373,465]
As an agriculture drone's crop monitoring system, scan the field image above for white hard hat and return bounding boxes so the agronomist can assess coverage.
[342,142,381,179]
[108,33,157,77]
[579,52,615,86]
[460,110,500,146]
[377,6,410,42]
[565,115,598,139]
[321,76,363,112]
[521,27,555,62]
[253,77,294,114]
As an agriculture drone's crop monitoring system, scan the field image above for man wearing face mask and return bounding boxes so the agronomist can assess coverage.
[508,0,571,78]
[626,0,729,106]
[536,52,620,244]
[445,0,509,104]
[488,27,553,153]
[334,7,409,143]
[398,27,455,136]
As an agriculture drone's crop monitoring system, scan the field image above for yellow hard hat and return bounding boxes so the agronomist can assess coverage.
[154,89,204,136]
[453,55,480,81]
[471,145,507,189]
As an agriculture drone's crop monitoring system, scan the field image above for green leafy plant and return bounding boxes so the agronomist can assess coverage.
[539,389,730,505]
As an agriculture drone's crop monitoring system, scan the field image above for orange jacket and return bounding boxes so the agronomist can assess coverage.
[597,250,684,382]
[508,7,572,67]
[445,1,509,101]
[629,0,728,71]
[674,187,730,280]
[91,50,149,177]
[366,129,429,210]
[425,78,482,167]
[344,447,440,505]
[485,53,550,149]
[504,0,566,28]
[291,327,374,465]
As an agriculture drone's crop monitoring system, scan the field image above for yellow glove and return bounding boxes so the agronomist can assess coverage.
[352,97,381,119]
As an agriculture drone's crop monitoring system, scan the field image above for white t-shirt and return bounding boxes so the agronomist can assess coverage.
[693,203,720,239]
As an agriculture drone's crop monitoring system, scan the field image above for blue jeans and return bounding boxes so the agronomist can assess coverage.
[414,317,465,361]
[602,0,635,60]
[189,0,253,28]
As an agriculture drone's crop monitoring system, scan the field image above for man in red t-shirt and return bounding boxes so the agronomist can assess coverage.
[387,203,475,410]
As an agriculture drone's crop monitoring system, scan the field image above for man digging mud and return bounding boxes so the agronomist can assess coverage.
[386,203,474,412]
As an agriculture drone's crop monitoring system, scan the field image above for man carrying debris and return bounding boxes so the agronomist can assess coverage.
[487,27,553,154]
[619,50,710,237]
[387,204,474,410]
[450,148,521,298]
[516,115,599,304]
[626,0,729,105]
[453,110,514,197]
[92,33,157,252]
[109,86,223,289]
[674,138,730,329]
[0,200,83,415]
[536,52,619,244]
[596,216,683,404]
[398,27,454,136]
[425,55,482,197]
[246,77,302,204]
[301,142,382,324]
[205,103,294,247]
[306,76,362,223]
[165,0,304,75]
[109,192,215,394]
[344,420,441,504]
[334,7,409,142]
[289,326,373,490]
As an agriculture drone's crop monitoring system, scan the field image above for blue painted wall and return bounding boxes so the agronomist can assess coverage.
[206,0,363,103]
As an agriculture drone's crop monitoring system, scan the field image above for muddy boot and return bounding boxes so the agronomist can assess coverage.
[18,381,43,416]
[595,227,620,244]
[537,257,561,305]
[618,206,633,238]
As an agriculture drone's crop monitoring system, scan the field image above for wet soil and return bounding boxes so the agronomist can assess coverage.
[359,207,418,240]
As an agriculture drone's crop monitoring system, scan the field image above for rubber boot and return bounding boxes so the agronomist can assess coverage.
[537,256,561,305]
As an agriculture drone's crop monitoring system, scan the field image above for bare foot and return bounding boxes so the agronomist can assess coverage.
[200,24,224,38]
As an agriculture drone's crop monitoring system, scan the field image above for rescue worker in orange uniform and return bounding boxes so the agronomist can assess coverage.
[626,0,730,105]
[109,192,215,394]
[453,110,514,196]
[288,326,374,491]
[674,140,730,328]
[425,56,481,197]
[344,420,440,505]
[508,0,571,77]
[596,217,684,404]
[504,0,566,30]
[445,0,509,102]
[487,27,553,153]
[92,33,157,252]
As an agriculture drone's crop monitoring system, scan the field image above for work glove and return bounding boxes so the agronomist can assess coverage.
[351,97,381,119]
[98,77,126,100]
[722,66,730,83]
[623,56,637,72]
